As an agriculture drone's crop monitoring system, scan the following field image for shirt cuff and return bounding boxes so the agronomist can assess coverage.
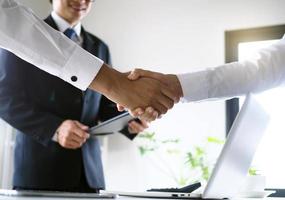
[177,71,209,102]
[52,132,58,142]
[61,46,104,91]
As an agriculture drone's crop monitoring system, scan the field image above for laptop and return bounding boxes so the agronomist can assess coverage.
[0,189,117,198]
[104,94,270,199]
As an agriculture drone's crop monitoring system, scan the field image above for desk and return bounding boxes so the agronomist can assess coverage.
[0,196,281,200]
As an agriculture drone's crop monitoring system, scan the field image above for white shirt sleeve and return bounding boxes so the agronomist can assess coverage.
[177,38,285,102]
[0,0,103,90]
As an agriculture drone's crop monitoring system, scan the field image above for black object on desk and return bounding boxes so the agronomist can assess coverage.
[147,182,201,193]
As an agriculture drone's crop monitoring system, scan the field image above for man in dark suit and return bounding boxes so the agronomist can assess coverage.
[0,0,148,192]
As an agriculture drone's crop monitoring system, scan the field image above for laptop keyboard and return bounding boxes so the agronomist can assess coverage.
[147,182,201,193]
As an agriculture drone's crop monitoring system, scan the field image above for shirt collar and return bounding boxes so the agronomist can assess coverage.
[51,11,82,37]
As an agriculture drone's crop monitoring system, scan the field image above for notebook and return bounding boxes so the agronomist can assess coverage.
[104,94,270,199]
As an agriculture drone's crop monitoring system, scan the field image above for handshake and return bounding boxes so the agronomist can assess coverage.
[91,65,183,123]
[57,67,182,149]
[117,68,183,122]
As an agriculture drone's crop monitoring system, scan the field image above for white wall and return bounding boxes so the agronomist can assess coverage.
[15,0,285,191]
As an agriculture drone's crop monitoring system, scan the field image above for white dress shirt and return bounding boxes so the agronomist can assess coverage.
[50,12,85,143]
[178,36,285,102]
[0,0,103,90]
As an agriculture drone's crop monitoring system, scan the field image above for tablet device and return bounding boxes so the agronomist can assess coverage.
[89,112,134,135]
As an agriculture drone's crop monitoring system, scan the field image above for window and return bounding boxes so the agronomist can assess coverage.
[225,25,285,196]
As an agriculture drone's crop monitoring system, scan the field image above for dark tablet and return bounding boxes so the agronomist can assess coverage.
[89,112,133,135]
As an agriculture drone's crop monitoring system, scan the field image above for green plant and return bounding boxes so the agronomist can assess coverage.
[248,167,259,176]
[136,131,224,186]
[137,131,180,156]
[184,137,224,183]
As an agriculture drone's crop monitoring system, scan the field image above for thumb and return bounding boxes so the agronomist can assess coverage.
[128,68,164,81]
[74,121,89,131]
[129,108,144,117]
[128,68,143,80]
[117,104,125,112]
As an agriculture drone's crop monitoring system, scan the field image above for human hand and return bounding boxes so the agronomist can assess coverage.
[128,119,149,134]
[56,120,90,149]
[128,68,183,103]
[117,68,183,121]
[117,105,159,122]
[91,65,177,115]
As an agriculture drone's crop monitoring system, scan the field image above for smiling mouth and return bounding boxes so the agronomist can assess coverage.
[70,5,87,12]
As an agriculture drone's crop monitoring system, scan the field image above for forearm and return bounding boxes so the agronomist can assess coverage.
[178,39,285,102]
[0,0,103,90]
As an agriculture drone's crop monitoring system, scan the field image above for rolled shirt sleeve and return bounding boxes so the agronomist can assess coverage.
[0,0,103,90]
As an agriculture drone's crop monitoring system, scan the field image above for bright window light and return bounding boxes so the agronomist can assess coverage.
[238,39,285,189]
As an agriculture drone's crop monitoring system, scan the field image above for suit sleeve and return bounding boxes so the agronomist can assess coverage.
[0,49,64,146]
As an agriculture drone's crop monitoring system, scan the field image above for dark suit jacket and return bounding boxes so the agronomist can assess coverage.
[0,15,135,191]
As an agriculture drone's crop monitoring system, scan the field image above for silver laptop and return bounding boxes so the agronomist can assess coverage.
[105,94,270,199]
[0,189,117,198]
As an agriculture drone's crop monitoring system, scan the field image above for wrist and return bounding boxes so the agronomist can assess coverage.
[52,130,59,142]
[90,64,130,106]
[89,64,122,96]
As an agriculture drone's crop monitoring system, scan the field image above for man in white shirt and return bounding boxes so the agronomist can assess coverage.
[0,0,178,116]
[123,36,285,121]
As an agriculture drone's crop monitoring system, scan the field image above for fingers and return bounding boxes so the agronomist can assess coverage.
[161,85,180,104]
[138,107,159,122]
[74,121,89,131]
[108,72,174,120]
[139,119,149,128]
[128,69,180,105]
[129,69,182,103]
[128,68,163,81]
[57,120,89,149]
[64,140,82,149]
[72,125,90,140]
[151,91,174,115]
[129,108,144,118]
[117,104,125,112]
[152,101,168,115]
[158,91,175,111]
[130,107,159,122]
[128,119,149,134]
[58,131,84,149]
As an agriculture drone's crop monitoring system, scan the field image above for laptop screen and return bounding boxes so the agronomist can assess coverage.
[203,94,270,199]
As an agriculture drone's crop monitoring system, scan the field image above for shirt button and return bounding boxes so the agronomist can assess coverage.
[71,76,78,82]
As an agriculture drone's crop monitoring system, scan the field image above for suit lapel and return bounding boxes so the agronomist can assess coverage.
[81,27,96,53]
[44,15,59,31]
[44,15,96,55]
[44,15,102,125]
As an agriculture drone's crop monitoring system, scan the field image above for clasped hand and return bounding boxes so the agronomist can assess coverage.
[117,69,183,122]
